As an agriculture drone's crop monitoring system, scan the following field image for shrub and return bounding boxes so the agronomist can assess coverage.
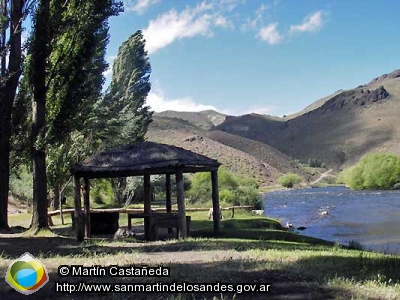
[308,158,324,168]
[233,185,260,206]
[10,166,33,203]
[219,188,235,205]
[339,153,400,190]
[278,173,302,188]
[348,240,364,251]
[151,174,191,199]
[187,168,261,207]
[187,172,212,204]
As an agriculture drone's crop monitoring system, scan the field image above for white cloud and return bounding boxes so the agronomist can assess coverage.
[289,10,325,33]
[123,0,160,14]
[214,16,234,29]
[241,3,267,31]
[146,91,218,112]
[103,68,113,77]
[145,87,282,116]
[272,0,281,7]
[244,106,273,115]
[143,1,234,54]
[219,105,276,116]
[257,23,283,45]
[102,55,117,77]
[218,0,245,12]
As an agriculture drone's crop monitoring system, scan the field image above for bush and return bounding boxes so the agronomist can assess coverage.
[253,198,264,210]
[151,174,191,199]
[233,185,260,206]
[187,168,261,207]
[278,173,302,188]
[91,179,114,206]
[219,188,235,204]
[10,166,33,203]
[308,158,324,168]
[339,153,400,190]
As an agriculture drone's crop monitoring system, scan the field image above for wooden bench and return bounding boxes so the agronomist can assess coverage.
[48,209,75,227]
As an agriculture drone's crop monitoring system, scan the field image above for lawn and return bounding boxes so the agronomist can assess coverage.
[1,210,399,299]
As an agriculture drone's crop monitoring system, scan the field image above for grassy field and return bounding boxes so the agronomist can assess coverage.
[1,210,400,299]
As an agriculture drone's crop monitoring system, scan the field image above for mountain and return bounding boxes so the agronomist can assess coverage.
[155,110,227,130]
[146,116,310,186]
[148,69,400,185]
[215,69,400,168]
[205,130,304,176]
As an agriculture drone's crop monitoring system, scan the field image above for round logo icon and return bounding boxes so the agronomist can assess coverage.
[5,252,49,295]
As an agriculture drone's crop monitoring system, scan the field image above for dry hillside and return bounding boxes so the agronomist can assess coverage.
[206,130,306,177]
[215,69,400,168]
[146,115,313,186]
[146,128,282,186]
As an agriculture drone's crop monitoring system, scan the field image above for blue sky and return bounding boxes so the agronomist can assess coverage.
[104,0,400,116]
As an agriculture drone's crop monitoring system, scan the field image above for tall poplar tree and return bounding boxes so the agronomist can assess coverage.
[26,0,122,229]
[0,0,24,230]
[98,30,153,204]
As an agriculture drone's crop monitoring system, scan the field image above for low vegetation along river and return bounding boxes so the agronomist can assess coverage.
[264,186,400,254]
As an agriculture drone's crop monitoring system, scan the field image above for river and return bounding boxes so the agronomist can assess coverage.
[263,186,400,254]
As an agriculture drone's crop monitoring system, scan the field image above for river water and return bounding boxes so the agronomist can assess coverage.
[263,186,400,254]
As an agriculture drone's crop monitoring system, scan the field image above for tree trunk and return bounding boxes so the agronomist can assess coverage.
[111,177,127,205]
[30,0,50,230]
[0,0,23,230]
[176,169,187,239]
[51,183,60,210]
[1,0,7,79]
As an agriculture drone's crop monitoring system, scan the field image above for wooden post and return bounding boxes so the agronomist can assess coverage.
[143,173,151,240]
[211,170,220,235]
[59,182,64,225]
[176,168,187,238]
[59,176,72,225]
[73,175,84,241]
[83,178,91,238]
[166,174,172,233]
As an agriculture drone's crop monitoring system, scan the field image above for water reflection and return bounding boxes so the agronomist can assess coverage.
[264,186,400,254]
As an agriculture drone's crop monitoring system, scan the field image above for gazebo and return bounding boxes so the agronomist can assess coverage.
[70,141,221,241]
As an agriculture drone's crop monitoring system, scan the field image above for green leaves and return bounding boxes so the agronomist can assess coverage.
[187,168,261,207]
[19,0,123,197]
[100,30,153,148]
[340,153,400,190]
[278,173,302,188]
[45,1,123,142]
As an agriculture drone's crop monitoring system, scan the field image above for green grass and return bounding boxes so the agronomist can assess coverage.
[3,210,400,299]
[1,235,399,299]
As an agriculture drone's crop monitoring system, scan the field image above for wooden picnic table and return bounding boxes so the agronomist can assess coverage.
[128,212,191,240]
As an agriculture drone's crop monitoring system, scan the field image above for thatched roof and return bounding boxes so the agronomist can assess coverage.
[71,141,220,178]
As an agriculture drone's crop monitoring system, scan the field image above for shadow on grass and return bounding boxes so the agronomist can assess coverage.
[0,258,349,300]
[1,236,400,299]
[0,235,331,260]
[292,253,400,283]
[0,217,337,260]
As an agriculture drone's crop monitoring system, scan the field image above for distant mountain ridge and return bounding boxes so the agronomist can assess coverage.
[148,68,400,185]
[215,68,400,168]
[146,118,297,185]
[155,110,227,130]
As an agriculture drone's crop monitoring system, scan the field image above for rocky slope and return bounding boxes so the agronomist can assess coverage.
[215,69,400,168]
